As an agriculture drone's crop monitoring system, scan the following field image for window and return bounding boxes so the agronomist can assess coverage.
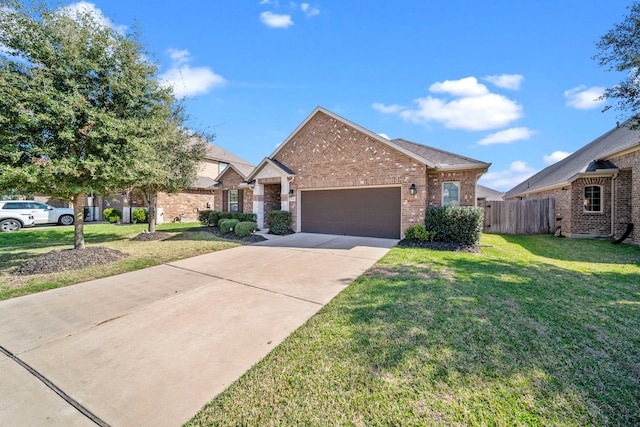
[442,182,460,206]
[229,189,239,212]
[584,185,602,212]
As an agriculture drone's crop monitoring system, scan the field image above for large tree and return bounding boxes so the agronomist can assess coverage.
[0,1,190,248]
[594,2,640,128]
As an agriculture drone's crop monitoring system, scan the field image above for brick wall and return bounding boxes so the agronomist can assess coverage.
[213,168,253,213]
[263,183,282,214]
[427,170,482,207]
[272,111,429,233]
[609,148,640,243]
[158,190,215,222]
[570,177,612,236]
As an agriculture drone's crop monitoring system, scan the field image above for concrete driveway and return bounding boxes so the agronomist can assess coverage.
[0,233,396,426]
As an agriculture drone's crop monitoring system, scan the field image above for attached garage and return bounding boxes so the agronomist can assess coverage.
[300,187,401,238]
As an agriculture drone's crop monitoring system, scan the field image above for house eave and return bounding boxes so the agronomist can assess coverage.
[568,169,619,183]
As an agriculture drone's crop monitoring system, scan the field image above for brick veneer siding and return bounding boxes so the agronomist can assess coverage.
[609,149,640,243]
[213,168,253,213]
[427,170,483,207]
[263,183,282,214]
[272,111,429,234]
[158,190,215,222]
[570,177,613,236]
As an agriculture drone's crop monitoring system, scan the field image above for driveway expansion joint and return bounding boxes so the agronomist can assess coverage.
[166,264,324,306]
[0,345,109,427]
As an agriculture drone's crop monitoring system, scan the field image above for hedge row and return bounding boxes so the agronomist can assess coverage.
[198,210,257,227]
[267,210,291,235]
[423,206,484,244]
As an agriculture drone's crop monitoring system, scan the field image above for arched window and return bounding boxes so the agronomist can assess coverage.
[584,185,602,212]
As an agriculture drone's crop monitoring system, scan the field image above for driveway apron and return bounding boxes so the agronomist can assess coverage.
[0,233,396,426]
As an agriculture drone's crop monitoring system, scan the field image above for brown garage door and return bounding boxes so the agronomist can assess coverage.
[301,187,401,238]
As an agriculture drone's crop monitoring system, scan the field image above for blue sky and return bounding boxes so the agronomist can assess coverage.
[70,0,632,191]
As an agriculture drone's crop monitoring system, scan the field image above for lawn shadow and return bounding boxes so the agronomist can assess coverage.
[339,252,640,425]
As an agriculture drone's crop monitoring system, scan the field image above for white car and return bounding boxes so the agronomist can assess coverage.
[0,200,75,231]
[0,207,35,232]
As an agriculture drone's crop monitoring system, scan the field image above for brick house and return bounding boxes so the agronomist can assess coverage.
[214,106,490,239]
[84,141,254,223]
[504,123,640,243]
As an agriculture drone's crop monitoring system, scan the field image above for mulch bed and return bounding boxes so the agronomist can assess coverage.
[190,226,268,244]
[16,247,128,276]
[131,231,172,241]
[397,239,480,253]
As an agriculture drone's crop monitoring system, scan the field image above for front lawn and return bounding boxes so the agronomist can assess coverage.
[188,234,640,426]
[0,222,238,300]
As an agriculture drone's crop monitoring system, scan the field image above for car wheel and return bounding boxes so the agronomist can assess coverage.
[0,219,21,232]
[58,214,74,226]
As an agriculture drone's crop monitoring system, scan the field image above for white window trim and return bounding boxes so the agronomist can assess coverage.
[583,185,603,213]
[442,181,460,206]
[229,189,239,212]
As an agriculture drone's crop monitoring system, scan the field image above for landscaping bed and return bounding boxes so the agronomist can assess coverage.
[396,238,479,252]
[190,226,267,243]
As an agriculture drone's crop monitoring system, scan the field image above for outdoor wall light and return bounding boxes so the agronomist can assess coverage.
[289,189,294,196]
[409,183,417,195]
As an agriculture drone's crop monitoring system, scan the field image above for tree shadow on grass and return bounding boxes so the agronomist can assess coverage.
[500,234,640,264]
[337,252,640,425]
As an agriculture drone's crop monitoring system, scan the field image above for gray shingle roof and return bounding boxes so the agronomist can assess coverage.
[203,143,254,175]
[477,184,504,200]
[505,124,640,197]
[392,138,490,169]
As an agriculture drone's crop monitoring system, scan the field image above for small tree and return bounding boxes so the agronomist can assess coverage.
[594,2,640,128]
[0,1,187,248]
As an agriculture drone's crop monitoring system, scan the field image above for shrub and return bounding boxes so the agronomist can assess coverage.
[103,208,122,224]
[132,208,147,223]
[235,221,258,237]
[267,210,292,235]
[218,218,240,234]
[232,212,257,222]
[404,225,436,242]
[424,206,484,244]
[198,210,212,225]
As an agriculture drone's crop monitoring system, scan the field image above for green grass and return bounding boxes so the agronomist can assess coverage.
[187,234,640,427]
[0,222,238,300]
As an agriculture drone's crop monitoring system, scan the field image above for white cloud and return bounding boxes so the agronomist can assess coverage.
[478,127,535,146]
[479,161,538,191]
[372,102,404,114]
[301,3,320,17]
[564,85,606,110]
[543,150,572,165]
[159,49,226,98]
[429,76,489,97]
[484,74,524,90]
[260,11,294,28]
[374,76,524,131]
[61,2,126,33]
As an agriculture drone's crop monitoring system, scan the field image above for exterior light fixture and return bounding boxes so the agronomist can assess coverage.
[289,189,294,196]
[409,183,417,195]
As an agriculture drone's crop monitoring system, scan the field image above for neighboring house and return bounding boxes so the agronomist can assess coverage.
[156,142,254,222]
[214,106,490,239]
[476,184,504,207]
[504,122,640,243]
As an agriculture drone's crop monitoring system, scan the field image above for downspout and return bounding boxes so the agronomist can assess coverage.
[610,172,618,237]
[475,172,484,207]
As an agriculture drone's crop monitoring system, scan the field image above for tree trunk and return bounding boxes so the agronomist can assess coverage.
[148,191,157,233]
[71,192,86,250]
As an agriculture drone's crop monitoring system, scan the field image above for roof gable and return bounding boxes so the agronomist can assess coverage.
[268,106,489,170]
[246,157,295,182]
[505,124,640,197]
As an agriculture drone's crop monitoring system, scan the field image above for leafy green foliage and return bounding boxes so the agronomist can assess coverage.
[218,219,240,234]
[132,208,147,223]
[0,2,196,247]
[424,206,484,244]
[103,208,122,224]
[267,210,292,235]
[199,211,258,227]
[404,225,436,241]
[594,2,640,128]
[234,221,258,237]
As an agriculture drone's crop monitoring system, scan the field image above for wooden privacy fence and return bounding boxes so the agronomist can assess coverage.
[483,198,555,235]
